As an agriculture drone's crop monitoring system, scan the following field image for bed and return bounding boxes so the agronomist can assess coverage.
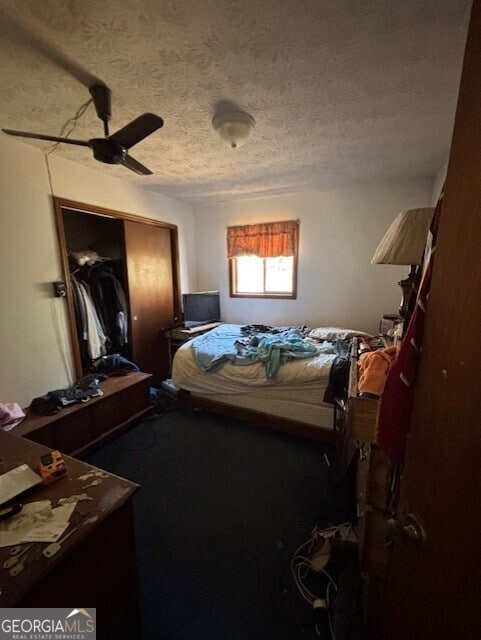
[172,323,362,441]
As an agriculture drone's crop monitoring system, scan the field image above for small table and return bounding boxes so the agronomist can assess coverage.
[0,431,140,639]
[165,321,222,372]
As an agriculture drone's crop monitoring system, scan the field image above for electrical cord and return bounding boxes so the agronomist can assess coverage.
[326,581,337,640]
[112,408,180,452]
[44,97,93,195]
[291,522,355,640]
[46,97,93,157]
[41,97,93,383]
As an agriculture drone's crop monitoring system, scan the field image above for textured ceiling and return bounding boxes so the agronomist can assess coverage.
[0,0,471,204]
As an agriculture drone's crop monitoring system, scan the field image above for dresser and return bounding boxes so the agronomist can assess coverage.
[333,338,393,625]
[16,372,152,457]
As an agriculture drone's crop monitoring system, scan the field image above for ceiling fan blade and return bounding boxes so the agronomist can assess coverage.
[2,129,89,147]
[121,154,153,175]
[111,113,163,149]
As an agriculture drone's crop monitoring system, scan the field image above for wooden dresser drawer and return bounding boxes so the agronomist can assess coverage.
[348,395,379,442]
[54,411,94,455]
[17,373,152,457]
[119,376,151,415]
[90,393,126,439]
[368,446,391,511]
[356,443,370,517]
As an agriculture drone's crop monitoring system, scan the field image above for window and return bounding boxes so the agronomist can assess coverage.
[227,220,298,298]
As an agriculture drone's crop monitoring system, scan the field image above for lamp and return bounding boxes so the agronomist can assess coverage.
[212,111,255,148]
[372,207,434,318]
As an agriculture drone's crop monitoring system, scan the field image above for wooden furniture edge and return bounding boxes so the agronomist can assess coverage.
[347,338,379,443]
[346,339,394,629]
[0,431,139,608]
[70,405,153,458]
[15,373,153,457]
[16,372,152,437]
[178,389,334,443]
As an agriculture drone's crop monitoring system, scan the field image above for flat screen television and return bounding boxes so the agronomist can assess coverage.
[182,291,221,328]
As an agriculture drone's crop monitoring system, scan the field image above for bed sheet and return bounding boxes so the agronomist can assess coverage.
[172,324,336,430]
[172,323,336,391]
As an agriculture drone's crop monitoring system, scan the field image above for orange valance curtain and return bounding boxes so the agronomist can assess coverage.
[227,220,298,258]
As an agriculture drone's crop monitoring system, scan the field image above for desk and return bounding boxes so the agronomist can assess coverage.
[165,321,222,372]
[0,432,140,639]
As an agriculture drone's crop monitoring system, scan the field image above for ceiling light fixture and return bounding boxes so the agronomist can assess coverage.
[212,111,255,148]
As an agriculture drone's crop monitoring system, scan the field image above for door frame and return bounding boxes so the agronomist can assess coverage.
[53,197,181,379]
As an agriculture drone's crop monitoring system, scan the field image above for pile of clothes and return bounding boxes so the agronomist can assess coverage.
[29,374,107,415]
[29,355,140,416]
[357,346,397,398]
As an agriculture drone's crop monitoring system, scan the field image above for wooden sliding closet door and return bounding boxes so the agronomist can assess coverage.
[124,220,174,383]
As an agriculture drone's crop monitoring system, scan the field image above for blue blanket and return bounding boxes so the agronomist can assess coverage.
[192,325,319,380]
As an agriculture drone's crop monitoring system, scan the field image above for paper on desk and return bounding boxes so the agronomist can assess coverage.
[0,500,51,547]
[0,464,43,505]
[21,522,69,542]
[0,501,76,547]
[20,503,76,542]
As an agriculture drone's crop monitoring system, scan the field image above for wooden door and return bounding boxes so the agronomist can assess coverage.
[374,4,481,639]
[124,220,175,383]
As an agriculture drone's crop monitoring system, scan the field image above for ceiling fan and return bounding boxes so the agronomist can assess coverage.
[2,84,163,175]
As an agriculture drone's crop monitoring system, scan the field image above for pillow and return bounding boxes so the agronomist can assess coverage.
[308,326,372,341]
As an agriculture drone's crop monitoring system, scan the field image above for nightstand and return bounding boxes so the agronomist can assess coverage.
[165,321,223,373]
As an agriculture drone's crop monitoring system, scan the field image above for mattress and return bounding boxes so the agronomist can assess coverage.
[172,324,336,430]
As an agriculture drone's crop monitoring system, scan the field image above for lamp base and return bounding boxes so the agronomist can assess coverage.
[398,265,417,319]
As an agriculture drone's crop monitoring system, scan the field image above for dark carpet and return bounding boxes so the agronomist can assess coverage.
[87,409,357,640]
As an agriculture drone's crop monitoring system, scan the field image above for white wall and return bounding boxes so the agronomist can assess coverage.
[431,162,448,204]
[0,136,196,407]
[193,179,433,333]
[0,134,435,407]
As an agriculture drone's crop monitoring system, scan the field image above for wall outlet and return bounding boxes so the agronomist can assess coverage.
[53,282,67,297]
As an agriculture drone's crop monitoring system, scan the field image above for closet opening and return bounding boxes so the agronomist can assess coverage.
[54,197,181,385]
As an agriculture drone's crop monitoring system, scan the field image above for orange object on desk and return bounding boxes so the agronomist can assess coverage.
[358,346,397,397]
[39,450,67,483]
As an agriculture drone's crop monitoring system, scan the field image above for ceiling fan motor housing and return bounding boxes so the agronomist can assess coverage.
[90,138,126,165]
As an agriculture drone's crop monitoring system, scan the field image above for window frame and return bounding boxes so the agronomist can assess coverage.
[229,245,298,300]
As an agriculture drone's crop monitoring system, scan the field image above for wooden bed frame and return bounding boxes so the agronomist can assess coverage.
[178,389,334,443]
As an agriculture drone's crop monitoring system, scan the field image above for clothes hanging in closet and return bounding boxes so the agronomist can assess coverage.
[71,275,107,360]
[87,265,129,350]
[70,262,128,366]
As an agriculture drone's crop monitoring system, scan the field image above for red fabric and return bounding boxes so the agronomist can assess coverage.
[227,220,298,258]
[377,194,441,464]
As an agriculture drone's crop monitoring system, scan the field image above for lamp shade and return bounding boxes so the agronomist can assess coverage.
[371,207,434,265]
